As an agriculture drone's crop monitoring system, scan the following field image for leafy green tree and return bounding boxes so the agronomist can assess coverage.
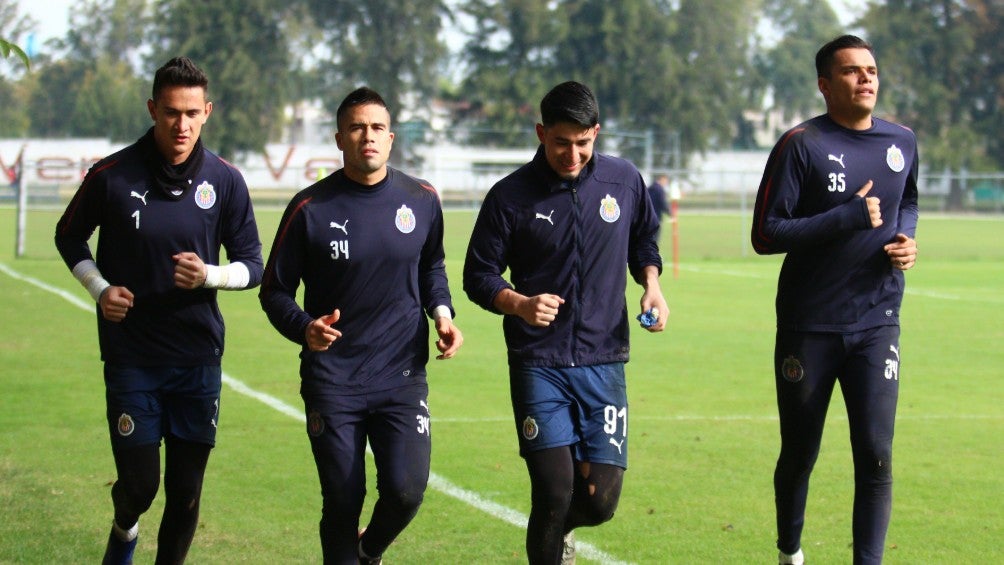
[453,0,764,164]
[553,0,680,161]
[659,0,760,154]
[754,0,842,127]
[0,1,34,136]
[305,0,451,155]
[62,0,150,66]
[148,0,293,160]
[454,0,567,145]
[861,0,1000,207]
[961,0,1003,169]
[71,59,149,140]
[0,0,33,74]
[25,0,150,140]
[0,37,29,68]
[27,59,84,136]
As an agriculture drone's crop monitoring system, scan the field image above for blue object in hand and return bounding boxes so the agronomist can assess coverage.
[637,308,659,328]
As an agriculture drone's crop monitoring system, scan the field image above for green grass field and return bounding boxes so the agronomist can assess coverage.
[1,205,1001,564]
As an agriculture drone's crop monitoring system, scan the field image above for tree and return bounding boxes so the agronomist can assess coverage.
[554,0,681,162]
[0,37,29,69]
[753,0,842,129]
[661,0,760,154]
[305,0,451,159]
[0,0,34,74]
[27,59,83,137]
[71,59,149,140]
[454,0,761,165]
[148,0,293,160]
[860,0,1001,207]
[454,0,568,145]
[962,0,1003,169]
[24,0,149,140]
[61,0,150,67]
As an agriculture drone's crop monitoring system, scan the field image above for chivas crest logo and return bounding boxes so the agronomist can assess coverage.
[194,181,217,209]
[395,204,416,234]
[522,416,539,440]
[886,144,905,173]
[307,411,325,437]
[117,413,135,437]
[781,355,805,383]
[599,194,621,223]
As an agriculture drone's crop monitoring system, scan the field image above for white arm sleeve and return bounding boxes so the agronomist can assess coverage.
[71,260,111,302]
[432,305,452,321]
[203,262,251,290]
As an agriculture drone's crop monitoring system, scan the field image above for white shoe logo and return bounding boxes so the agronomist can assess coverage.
[130,190,148,205]
[828,154,846,169]
[609,437,624,454]
[329,219,349,235]
[535,210,555,225]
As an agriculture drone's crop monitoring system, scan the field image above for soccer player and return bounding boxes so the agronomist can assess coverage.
[463,81,668,564]
[54,56,264,564]
[647,173,670,241]
[751,35,919,565]
[259,87,462,564]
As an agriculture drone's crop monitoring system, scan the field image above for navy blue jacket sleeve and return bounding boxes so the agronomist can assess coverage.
[219,161,264,287]
[419,194,455,317]
[54,161,112,270]
[259,196,314,345]
[463,188,515,315]
[628,170,663,282]
[896,148,920,239]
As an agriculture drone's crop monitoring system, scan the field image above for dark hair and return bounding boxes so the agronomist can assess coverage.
[152,57,209,101]
[815,35,873,78]
[540,81,599,128]
[336,87,389,130]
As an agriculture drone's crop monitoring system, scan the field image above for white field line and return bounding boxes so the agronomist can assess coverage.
[1,261,629,565]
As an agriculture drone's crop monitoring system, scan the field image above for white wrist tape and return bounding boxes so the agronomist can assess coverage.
[71,260,111,302]
[203,262,251,290]
[432,305,452,321]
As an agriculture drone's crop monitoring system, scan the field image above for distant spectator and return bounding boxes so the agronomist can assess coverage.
[647,173,669,240]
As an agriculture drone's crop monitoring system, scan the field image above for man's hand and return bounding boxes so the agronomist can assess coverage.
[306,309,342,351]
[173,252,207,289]
[99,286,134,322]
[434,317,463,360]
[884,233,917,271]
[517,294,565,327]
[856,180,883,228]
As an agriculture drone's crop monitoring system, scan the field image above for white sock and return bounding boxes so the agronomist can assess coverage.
[111,520,139,542]
[779,548,804,565]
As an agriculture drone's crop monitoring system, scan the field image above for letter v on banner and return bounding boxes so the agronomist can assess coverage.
[1,145,25,183]
[263,146,296,181]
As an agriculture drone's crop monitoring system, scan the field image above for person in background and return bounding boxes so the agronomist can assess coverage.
[647,173,669,240]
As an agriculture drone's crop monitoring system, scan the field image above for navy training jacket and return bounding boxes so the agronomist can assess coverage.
[464,146,662,368]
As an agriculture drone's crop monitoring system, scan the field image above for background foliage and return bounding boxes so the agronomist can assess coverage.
[0,0,1001,171]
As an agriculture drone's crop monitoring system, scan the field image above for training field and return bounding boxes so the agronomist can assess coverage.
[1,205,1001,564]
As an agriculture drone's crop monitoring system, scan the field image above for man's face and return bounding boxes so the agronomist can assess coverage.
[335,103,394,184]
[147,85,212,165]
[818,47,879,126]
[536,121,600,180]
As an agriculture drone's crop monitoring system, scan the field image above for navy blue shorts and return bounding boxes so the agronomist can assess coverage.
[104,365,222,449]
[509,363,628,468]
